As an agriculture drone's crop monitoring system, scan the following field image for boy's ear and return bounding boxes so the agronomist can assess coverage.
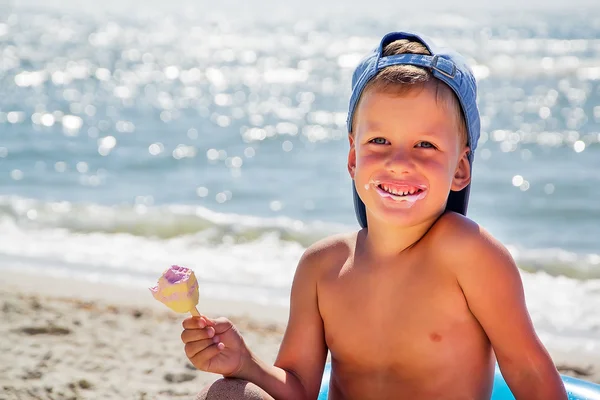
[347,134,356,179]
[451,148,471,191]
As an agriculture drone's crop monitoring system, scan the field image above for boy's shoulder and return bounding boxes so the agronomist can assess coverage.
[304,231,358,258]
[298,231,358,271]
[427,212,513,270]
[429,211,480,240]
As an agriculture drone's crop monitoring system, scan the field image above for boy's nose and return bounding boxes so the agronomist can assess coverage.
[384,151,414,174]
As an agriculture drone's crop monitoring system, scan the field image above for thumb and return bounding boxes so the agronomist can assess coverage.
[208,317,234,335]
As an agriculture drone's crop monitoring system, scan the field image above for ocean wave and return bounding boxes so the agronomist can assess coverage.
[509,246,600,280]
[0,197,310,293]
[1,196,599,281]
[0,195,343,247]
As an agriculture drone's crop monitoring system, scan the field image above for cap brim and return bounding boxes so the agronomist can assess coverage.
[352,183,471,229]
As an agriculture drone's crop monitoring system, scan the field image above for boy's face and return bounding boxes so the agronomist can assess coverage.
[348,86,471,227]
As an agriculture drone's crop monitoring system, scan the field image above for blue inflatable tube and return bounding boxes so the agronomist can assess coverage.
[318,363,600,399]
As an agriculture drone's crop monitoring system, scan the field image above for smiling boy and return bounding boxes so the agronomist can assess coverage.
[181,31,567,399]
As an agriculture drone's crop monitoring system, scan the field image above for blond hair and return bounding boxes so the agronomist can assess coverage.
[354,39,468,146]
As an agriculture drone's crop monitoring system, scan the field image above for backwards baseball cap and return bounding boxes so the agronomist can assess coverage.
[347,31,481,228]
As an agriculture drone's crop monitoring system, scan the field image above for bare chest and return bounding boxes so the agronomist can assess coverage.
[318,258,486,369]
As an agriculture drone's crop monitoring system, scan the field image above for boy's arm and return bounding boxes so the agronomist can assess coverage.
[442,215,567,400]
[236,241,329,400]
[272,240,329,398]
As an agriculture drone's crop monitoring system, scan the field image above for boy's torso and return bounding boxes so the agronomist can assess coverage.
[316,216,495,399]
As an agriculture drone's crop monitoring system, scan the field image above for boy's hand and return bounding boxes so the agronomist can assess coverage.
[181,316,248,377]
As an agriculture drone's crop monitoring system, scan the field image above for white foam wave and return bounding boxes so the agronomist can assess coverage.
[0,195,345,246]
[0,214,305,306]
[2,195,600,281]
[523,271,600,355]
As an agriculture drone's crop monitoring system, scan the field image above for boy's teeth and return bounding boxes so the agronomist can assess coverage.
[380,184,420,196]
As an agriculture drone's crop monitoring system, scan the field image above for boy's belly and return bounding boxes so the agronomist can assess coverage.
[327,354,495,400]
[327,317,495,399]
[323,309,496,399]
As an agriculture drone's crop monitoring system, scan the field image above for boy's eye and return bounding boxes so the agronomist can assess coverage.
[416,141,436,149]
[369,137,389,145]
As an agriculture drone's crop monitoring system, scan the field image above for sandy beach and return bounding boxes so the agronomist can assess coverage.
[0,272,287,400]
[1,271,599,400]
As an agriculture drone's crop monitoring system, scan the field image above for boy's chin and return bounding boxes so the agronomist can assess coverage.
[366,201,440,227]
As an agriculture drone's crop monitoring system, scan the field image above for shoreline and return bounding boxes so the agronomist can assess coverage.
[1,271,599,400]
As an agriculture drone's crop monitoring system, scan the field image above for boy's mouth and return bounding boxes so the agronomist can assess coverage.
[367,180,428,204]
[377,183,425,197]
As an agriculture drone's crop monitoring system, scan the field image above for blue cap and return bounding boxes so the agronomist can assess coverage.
[348,31,481,228]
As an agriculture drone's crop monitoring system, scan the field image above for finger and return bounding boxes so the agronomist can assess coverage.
[189,343,223,370]
[181,326,215,344]
[212,336,225,350]
[188,343,225,369]
[184,338,217,359]
[182,316,212,330]
[182,317,200,329]
[197,316,216,328]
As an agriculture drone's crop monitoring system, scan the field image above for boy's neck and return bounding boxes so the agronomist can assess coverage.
[362,214,441,259]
